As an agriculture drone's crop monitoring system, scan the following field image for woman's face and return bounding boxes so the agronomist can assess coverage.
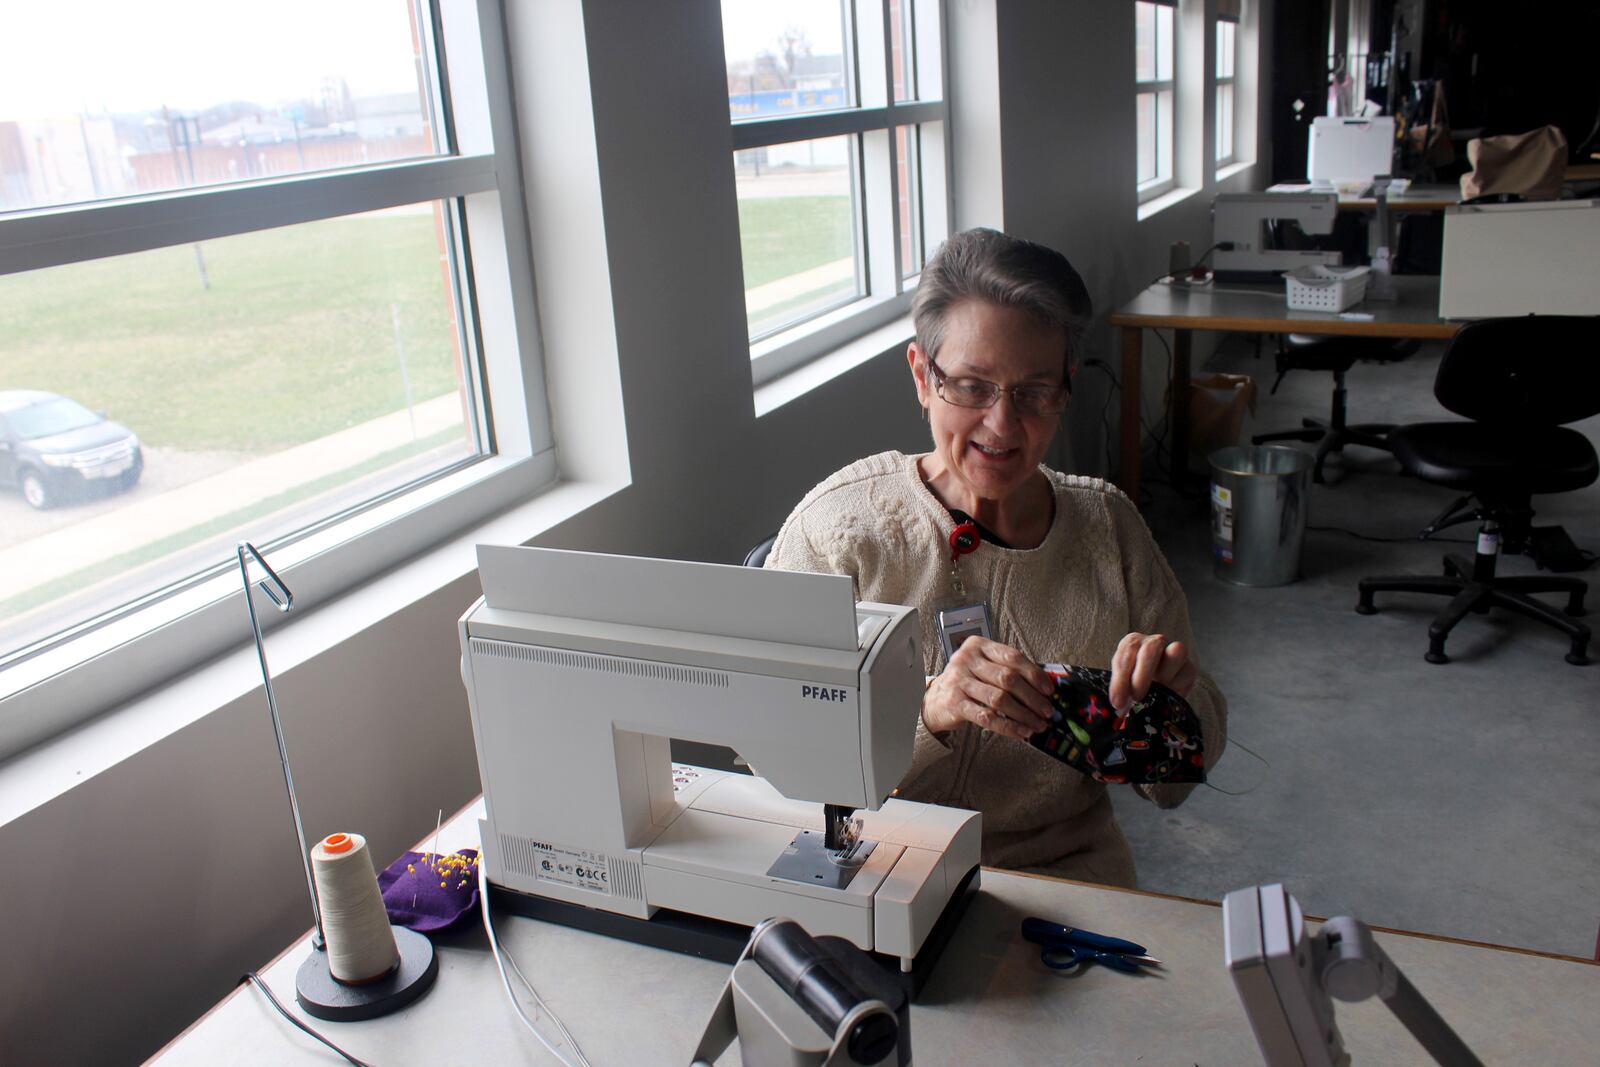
[908,300,1068,509]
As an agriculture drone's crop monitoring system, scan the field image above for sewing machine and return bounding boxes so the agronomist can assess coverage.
[458,544,982,994]
[1212,193,1342,281]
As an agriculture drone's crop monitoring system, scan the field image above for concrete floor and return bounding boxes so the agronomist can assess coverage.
[1112,335,1600,960]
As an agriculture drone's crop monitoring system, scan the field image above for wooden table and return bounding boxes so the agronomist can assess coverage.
[1107,275,1459,501]
[150,796,1598,1065]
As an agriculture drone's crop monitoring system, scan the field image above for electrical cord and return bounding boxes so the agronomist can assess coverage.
[1307,525,1473,545]
[241,971,375,1067]
[1142,241,1236,291]
[480,863,593,1067]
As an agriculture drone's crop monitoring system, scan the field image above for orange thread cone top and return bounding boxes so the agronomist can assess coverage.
[322,832,354,854]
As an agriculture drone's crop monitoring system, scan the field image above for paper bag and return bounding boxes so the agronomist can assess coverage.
[1461,126,1567,202]
[1189,373,1256,475]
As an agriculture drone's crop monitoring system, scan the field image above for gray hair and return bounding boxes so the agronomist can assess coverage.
[911,228,1092,380]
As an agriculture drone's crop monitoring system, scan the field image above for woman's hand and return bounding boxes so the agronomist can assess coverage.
[1107,632,1198,712]
[922,636,1057,741]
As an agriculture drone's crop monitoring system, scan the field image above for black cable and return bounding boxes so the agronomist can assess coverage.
[1307,525,1473,545]
[242,971,376,1067]
[1077,358,1119,479]
[1141,241,1236,291]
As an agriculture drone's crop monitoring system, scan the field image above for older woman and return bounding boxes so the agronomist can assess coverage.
[765,228,1226,888]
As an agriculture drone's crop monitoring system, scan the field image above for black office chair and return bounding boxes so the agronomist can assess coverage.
[1355,316,1598,665]
[742,532,778,568]
[1250,213,1439,483]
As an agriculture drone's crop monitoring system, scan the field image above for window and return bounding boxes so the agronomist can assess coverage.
[0,1,553,748]
[1134,0,1176,201]
[722,0,950,386]
[1215,15,1237,164]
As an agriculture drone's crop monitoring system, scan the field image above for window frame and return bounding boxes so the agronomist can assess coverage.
[730,0,952,389]
[1215,15,1238,165]
[0,0,558,759]
[1134,0,1177,203]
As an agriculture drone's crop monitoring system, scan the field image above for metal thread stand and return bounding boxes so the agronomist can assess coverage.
[237,542,436,1022]
[239,543,326,951]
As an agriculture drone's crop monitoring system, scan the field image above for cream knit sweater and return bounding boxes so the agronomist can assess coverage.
[766,451,1227,888]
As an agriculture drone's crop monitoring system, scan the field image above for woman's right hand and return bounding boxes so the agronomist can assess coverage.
[921,636,1058,741]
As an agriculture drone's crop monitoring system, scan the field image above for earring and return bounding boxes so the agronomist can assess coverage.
[920,405,928,422]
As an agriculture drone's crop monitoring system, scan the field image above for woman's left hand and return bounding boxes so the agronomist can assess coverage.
[1107,632,1198,712]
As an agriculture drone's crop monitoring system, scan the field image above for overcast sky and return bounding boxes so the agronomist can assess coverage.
[720,0,846,65]
[1,1,852,120]
[1,1,419,118]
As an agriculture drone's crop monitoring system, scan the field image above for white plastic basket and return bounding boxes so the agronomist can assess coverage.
[1284,265,1370,312]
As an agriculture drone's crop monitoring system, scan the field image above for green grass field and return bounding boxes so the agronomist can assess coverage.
[3,200,850,454]
[1,211,461,453]
[737,195,853,291]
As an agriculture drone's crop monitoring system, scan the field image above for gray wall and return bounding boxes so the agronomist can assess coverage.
[0,2,1274,1062]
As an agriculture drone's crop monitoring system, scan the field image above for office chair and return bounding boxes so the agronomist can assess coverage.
[1355,316,1598,666]
[742,532,778,568]
[1250,214,1439,483]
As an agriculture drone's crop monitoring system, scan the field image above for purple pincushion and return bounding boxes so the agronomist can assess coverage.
[378,848,481,933]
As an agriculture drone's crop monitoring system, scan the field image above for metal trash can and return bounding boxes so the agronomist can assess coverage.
[1208,445,1313,586]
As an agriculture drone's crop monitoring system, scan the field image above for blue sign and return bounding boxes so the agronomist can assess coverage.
[729,87,848,119]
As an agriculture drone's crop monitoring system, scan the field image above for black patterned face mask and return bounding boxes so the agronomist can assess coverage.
[1028,663,1206,785]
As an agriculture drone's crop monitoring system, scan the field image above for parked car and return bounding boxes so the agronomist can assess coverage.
[0,390,143,509]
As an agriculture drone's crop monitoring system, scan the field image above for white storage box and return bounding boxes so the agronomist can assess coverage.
[1284,265,1370,312]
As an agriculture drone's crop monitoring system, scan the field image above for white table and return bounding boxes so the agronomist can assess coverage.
[152,799,1599,1065]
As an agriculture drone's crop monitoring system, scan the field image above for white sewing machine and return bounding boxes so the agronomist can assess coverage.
[458,544,982,992]
[1213,193,1342,281]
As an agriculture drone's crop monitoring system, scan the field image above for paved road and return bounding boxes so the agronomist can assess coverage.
[0,446,243,549]
[0,394,466,603]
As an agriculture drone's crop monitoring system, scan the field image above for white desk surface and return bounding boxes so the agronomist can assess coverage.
[151,799,1598,1065]
[1266,182,1461,211]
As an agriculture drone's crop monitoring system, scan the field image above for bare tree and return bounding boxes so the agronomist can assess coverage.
[756,24,812,90]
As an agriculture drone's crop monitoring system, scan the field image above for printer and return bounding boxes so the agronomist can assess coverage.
[458,545,982,992]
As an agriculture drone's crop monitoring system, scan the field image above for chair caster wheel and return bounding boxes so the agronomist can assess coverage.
[1355,602,1377,616]
[1567,651,1591,666]
[1425,649,1449,664]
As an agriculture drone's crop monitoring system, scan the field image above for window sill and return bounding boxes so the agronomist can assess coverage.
[1136,185,1201,221]
[753,314,914,417]
[1216,160,1254,184]
[0,475,624,829]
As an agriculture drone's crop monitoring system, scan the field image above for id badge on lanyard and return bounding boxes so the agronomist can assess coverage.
[935,519,993,663]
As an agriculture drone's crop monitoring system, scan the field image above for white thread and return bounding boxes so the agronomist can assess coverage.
[311,832,400,984]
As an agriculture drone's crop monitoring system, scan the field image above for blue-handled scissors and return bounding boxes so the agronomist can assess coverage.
[1021,917,1162,974]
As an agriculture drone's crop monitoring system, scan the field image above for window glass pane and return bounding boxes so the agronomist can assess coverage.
[896,125,922,279]
[1136,93,1156,184]
[0,202,479,660]
[1134,3,1157,82]
[1216,83,1235,161]
[1155,5,1174,82]
[1218,21,1236,79]
[723,0,850,120]
[1156,89,1173,179]
[735,137,860,338]
[0,0,439,213]
[890,0,914,102]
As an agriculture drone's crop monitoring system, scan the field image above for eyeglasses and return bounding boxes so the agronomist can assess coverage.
[925,355,1070,417]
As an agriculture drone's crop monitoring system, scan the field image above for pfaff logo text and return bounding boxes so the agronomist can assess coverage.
[801,685,849,702]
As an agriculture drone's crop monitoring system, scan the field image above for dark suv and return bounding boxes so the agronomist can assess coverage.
[0,390,143,509]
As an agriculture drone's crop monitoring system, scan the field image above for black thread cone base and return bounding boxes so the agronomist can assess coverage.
[296,925,438,1022]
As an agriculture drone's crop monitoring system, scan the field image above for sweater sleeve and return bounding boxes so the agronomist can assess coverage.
[1109,494,1228,810]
